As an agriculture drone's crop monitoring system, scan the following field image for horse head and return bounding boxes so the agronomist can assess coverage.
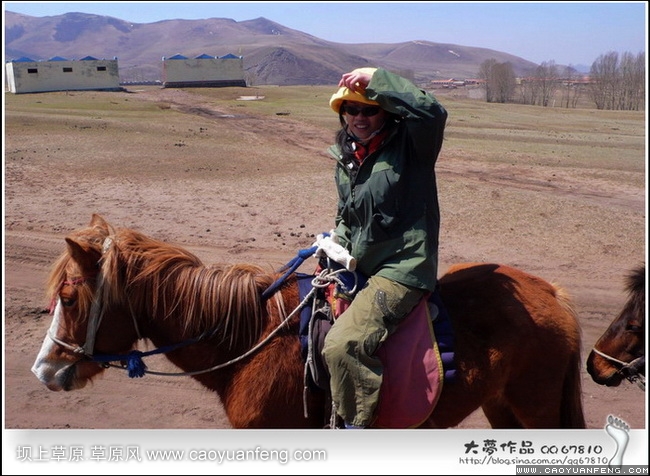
[587,265,645,390]
[31,214,142,391]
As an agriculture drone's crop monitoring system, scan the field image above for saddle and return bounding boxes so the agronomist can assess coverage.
[297,261,456,428]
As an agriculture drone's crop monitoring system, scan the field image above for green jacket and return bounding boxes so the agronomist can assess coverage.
[328,68,447,291]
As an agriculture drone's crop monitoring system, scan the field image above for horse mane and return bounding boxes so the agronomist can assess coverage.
[50,223,287,349]
[107,228,286,347]
[46,253,96,320]
[46,221,114,319]
[624,264,645,324]
[626,265,645,296]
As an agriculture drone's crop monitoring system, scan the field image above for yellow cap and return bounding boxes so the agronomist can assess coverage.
[329,68,379,113]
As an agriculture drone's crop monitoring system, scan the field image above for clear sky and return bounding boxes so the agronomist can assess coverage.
[3,1,648,67]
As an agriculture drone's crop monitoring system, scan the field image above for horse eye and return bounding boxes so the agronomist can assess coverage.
[60,297,76,307]
[626,325,643,332]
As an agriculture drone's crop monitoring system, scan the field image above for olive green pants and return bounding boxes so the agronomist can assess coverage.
[322,275,425,427]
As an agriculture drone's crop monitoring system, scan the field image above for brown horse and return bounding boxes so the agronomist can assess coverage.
[32,214,585,428]
[587,265,645,391]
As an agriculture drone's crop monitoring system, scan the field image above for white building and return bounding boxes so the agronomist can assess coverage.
[162,53,246,88]
[5,56,122,94]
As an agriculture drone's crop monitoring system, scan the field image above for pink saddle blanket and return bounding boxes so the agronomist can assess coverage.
[302,274,446,428]
[373,296,444,428]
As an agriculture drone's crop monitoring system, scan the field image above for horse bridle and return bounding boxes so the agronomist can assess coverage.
[46,236,340,378]
[591,347,646,391]
[47,237,143,359]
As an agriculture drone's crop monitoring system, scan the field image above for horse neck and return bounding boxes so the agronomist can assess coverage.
[129,266,304,418]
[110,237,281,360]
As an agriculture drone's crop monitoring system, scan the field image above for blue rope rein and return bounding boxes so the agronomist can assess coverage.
[91,336,205,378]
[261,245,318,300]
[90,245,319,378]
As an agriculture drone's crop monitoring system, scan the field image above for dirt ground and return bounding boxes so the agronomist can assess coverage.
[3,87,647,432]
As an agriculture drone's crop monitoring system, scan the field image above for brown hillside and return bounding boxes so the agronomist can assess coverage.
[4,10,539,85]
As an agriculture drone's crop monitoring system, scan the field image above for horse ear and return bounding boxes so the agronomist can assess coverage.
[65,237,101,272]
[89,214,110,234]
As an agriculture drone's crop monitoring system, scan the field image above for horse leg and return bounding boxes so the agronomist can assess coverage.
[424,382,484,428]
[499,351,585,429]
[481,398,524,428]
[500,378,566,428]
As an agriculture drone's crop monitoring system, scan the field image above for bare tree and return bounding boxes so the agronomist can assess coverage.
[632,52,646,111]
[589,51,620,109]
[478,59,515,103]
[519,67,539,105]
[478,50,644,110]
[517,62,559,106]
[492,62,516,103]
[535,61,560,107]
[618,52,645,111]
[589,51,645,110]
[478,58,498,102]
[561,65,583,108]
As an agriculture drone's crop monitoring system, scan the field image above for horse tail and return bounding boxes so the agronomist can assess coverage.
[553,283,587,429]
[561,345,587,428]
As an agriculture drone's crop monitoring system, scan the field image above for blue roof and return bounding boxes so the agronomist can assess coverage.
[168,54,188,60]
[195,53,215,59]
[11,56,36,62]
[48,56,69,61]
[80,56,98,61]
[220,53,242,59]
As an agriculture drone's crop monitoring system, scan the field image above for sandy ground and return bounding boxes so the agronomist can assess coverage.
[3,87,646,433]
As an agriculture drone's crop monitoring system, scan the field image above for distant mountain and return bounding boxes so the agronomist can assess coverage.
[4,10,542,85]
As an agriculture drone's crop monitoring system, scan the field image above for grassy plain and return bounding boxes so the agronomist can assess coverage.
[6,84,645,171]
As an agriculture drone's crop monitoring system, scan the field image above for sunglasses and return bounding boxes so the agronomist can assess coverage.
[341,104,382,117]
